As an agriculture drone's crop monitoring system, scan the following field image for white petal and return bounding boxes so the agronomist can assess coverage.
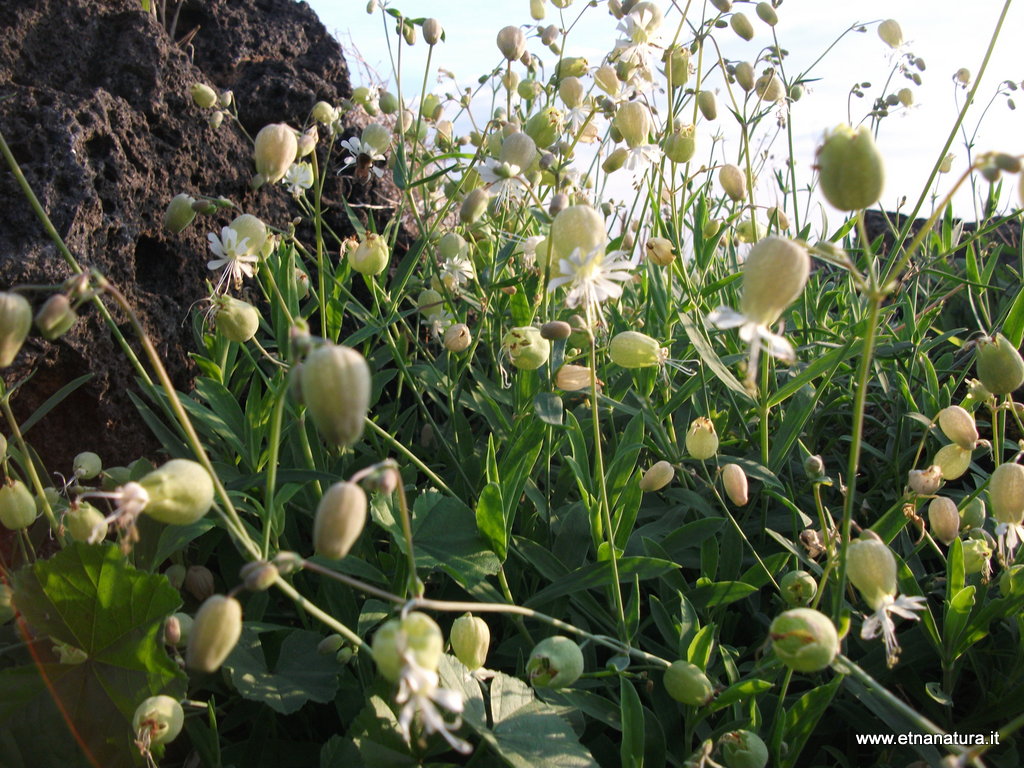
[706,306,748,330]
[758,329,795,362]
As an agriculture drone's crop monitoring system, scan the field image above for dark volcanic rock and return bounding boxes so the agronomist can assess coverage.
[0,0,390,472]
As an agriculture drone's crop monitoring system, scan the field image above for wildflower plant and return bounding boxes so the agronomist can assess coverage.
[2,0,1024,766]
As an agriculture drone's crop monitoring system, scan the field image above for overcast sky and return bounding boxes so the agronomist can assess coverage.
[307,0,1023,220]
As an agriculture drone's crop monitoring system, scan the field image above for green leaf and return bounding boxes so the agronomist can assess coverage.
[709,678,773,711]
[620,677,645,768]
[780,676,842,768]
[687,580,757,609]
[1003,284,1024,347]
[20,373,94,435]
[476,481,507,560]
[535,392,564,425]
[224,628,340,715]
[321,735,362,768]
[524,557,676,608]
[372,491,501,588]
[6,543,185,768]
[351,694,419,768]
[680,313,753,402]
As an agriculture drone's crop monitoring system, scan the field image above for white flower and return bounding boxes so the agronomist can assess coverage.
[207,226,258,292]
[478,158,528,207]
[860,593,928,668]
[622,144,662,175]
[516,235,546,269]
[395,651,470,754]
[282,162,314,196]
[548,246,635,323]
[706,306,795,392]
[339,137,386,178]
[996,521,1024,563]
[440,255,475,292]
[423,308,454,340]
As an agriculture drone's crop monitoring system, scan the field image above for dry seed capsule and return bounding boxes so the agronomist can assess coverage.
[908,465,942,495]
[663,660,714,705]
[719,164,746,201]
[730,12,754,41]
[990,462,1024,525]
[541,320,572,340]
[496,25,526,60]
[769,608,838,672]
[503,327,550,370]
[779,570,817,606]
[938,405,978,449]
[928,497,960,546]
[0,480,36,530]
[720,730,769,768]
[300,344,371,447]
[639,461,675,492]
[934,444,971,480]
[253,123,298,185]
[846,537,897,611]
[877,19,903,48]
[186,594,243,673]
[741,237,810,326]
[164,193,197,233]
[975,333,1024,395]
[215,296,261,343]
[527,636,584,688]
[450,613,490,670]
[443,323,472,353]
[555,364,591,391]
[722,463,749,506]
[609,331,667,368]
[133,695,184,746]
[686,417,719,460]
[0,292,32,368]
[372,611,444,682]
[313,481,368,559]
[697,90,717,121]
[815,124,885,211]
[140,459,215,525]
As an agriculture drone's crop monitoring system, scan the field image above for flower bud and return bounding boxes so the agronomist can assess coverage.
[710,0,731,11]
[541,320,572,340]
[190,83,217,109]
[240,560,279,592]
[0,292,32,367]
[140,459,215,525]
[990,461,1024,525]
[928,497,960,546]
[163,193,197,233]
[31,293,76,341]
[594,64,619,96]
[754,71,784,102]
[730,12,754,41]
[722,463,749,506]
[311,101,337,124]
[187,594,243,673]
[65,502,106,543]
[740,237,810,326]
[780,570,817,606]
[755,2,777,26]
[503,326,551,370]
[846,537,897,611]
[214,296,261,343]
[300,344,371,447]
[349,233,390,276]
[602,147,628,173]
[553,364,589,391]
[975,333,1024,395]
[422,18,443,45]
[443,323,472,353]
[686,417,719,460]
[0,480,36,530]
[609,331,667,368]
[314,481,368,559]
[460,187,490,224]
[664,661,716,707]
[372,611,444,682]
[497,25,527,60]
[960,497,986,531]
[908,465,942,495]
[815,124,885,211]
[639,460,674,492]
[527,635,584,687]
[719,164,746,202]
[254,123,298,185]
[550,204,607,262]
[877,19,903,49]
[720,729,769,768]
[318,634,344,655]
[645,237,675,266]
[133,695,184,746]
[933,443,970,480]
[69,451,100,481]
[450,613,490,670]
[697,90,717,120]
[168,612,193,646]
[769,608,838,672]
[614,101,651,148]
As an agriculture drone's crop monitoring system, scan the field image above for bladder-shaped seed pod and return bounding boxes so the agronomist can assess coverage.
[313,481,368,559]
[187,594,243,673]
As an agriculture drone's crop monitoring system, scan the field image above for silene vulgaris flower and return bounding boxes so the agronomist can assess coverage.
[282,162,314,196]
[548,245,635,325]
[395,649,471,754]
[207,226,258,293]
[478,158,528,207]
[706,236,810,392]
[339,136,387,179]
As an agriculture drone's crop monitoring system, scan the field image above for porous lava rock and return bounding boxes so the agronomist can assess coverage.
[0,0,391,472]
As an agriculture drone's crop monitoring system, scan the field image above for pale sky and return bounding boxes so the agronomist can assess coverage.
[308,0,1023,221]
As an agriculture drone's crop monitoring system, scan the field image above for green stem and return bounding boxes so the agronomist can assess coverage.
[272,575,368,653]
[261,378,289,558]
